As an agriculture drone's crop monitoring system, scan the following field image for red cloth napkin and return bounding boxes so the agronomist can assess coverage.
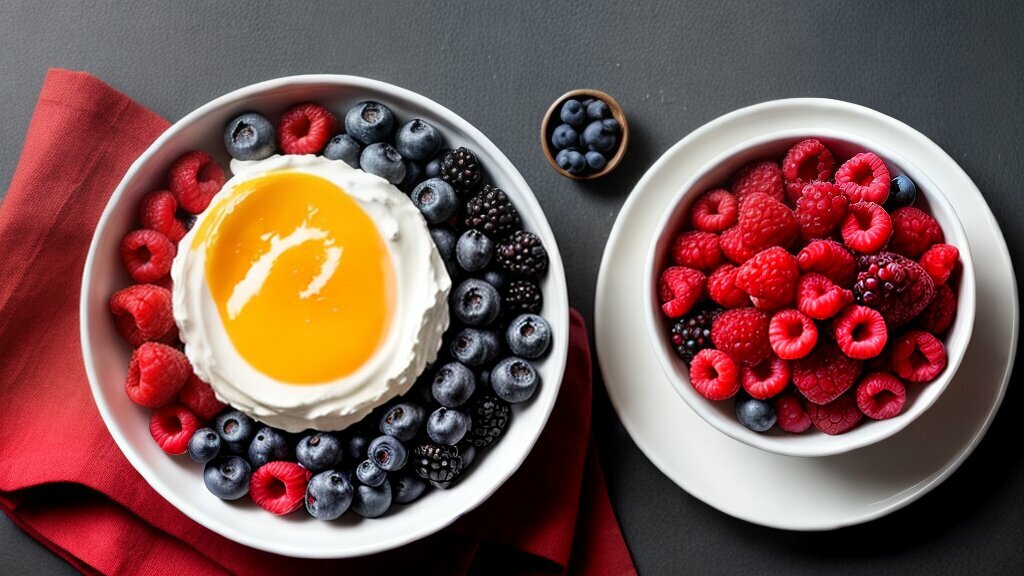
[0,69,635,576]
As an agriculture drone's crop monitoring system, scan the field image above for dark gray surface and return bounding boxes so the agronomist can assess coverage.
[1,1,1022,574]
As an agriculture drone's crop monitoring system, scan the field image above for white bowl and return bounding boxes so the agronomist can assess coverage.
[79,75,568,558]
[644,129,975,458]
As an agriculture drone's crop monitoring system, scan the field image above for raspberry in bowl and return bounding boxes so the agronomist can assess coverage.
[644,130,975,458]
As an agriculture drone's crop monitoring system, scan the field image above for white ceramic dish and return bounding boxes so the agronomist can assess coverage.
[596,98,1016,530]
[643,129,976,457]
[80,75,569,558]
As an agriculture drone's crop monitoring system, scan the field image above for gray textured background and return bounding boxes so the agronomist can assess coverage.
[2,1,1023,574]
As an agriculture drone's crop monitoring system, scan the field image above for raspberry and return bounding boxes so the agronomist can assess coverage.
[889,207,944,259]
[169,150,225,214]
[125,342,191,408]
[670,231,723,272]
[796,273,853,320]
[250,461,311,515]
[690,189,739,233]
[658,266,706,318]
[806,392,863,435]
[833,305,888,359]
[149,403,202,455]
[841,202,892,254]
[855,372,907,420]
[795,181,848,240]
[708,264,750,308]
[917,283,956,334]
[890,330,947,383]
[768,309,818,360]
[277,102,337,155]
[792,340,862,405]
[730,161,785,203]
[177,373,226,421]
[834,152,891,204]
[741,356,790,400]
[711,308,772,366]
[738,193,799,251]
[919,244,959,285]
[138,190,187,243]
[750,295,786,313]
[688,349,740,401]
[782,139,835,203]
[796,239,856,286]
[120,229,175,284]
[736,247,798,306]
[775,393,812,433]
[109,284,176,347]
[720,226,757,264]
[854,252,935,327]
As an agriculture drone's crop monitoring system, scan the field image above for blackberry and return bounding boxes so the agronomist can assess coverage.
[467,394,510,448]
[503,279,543,314]
[440,147,482,195]
[464,185,521,238]
[853,253,908,306]
[670,308,719,362]
[496,231,548,277]
[411,442,464,483]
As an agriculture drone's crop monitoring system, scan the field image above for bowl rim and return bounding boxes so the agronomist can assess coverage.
[540,89,629,180]
[79,74,569,558]
[642,127,976,458]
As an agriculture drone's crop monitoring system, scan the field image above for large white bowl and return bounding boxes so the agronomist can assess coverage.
[79,75,568,558]
[644,129,975,458]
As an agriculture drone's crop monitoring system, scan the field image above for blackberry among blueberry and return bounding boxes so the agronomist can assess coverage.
[440,147,483,194]
[464,185,521,239]
[497,231,548,277]
[503,279,543,314]
[467,394,510,448]
[670,308,718,362]
[411,443,464,483]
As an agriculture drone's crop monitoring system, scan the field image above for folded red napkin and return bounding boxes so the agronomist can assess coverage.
[0,69,635,576]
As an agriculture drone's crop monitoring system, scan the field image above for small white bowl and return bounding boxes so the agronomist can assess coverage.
[79,75,568,558]
[644,129,976,458]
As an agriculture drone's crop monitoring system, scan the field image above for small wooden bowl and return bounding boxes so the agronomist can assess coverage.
[541,89,629,180]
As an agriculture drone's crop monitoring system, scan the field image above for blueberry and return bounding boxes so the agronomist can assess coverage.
[585,151,608,171]
[203,456,251,500]
[346,433,371,462]
[427,407,472,445]
[395,119,443,161]
[582,120,617,153]
[550,124,579,150]
[392,473,427,504]
[356,459,387,487]
[424,148,450,179]
[432,361,476,408]
[735,394,776,432]
[450,327,501,366]
[491,357,540,403]
[214,410,256,454]
[506,314,552,359]
[482,269,506,290]
[430,227,458,278]
[602,118,620,133]
[455,229,493,272]
[248,426,289,469]
[305,470,354,520]
[399,161,423,193]
[555,149,587,175]
[296,432,343,472]
[223,112,276,161]
[411,178,457,224]
[888,175,917,208]
[352,480,392,518]
[559,99,587,127]
[586,99,610,120]
[360,143,407,185]
[323,133,361,168]
[344,100,396,145]
[451,278,501,326]
[380,403,424,442]
[187,428,221,464]
[459,444,477,469]
[368,435,408,471]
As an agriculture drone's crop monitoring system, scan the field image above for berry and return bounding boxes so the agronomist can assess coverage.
[741,356,791,400]
[796,181,848,240]
[691,189,739,233]
[369,435,408,471]
[482,269,506,290]
[503,279,543,314]
[450,327,500,366]
[491,357,540,403]
[323,133,361,168]
[796,239,857,287]
[169,150,225,214]
[204,456,251,500]
[782,138,835,202]
[248,427,289,469]
[670,230,723,272]
[149,403,202,455]
[250,461,309,515]
[890,330,947,383]
[736,247,799,307]
[730,161,785,203]
[464,185,521,239]
[379,402,426,443]
[806,392,863,435]
[432,363,476,408]
[412,443,464,483]
[392,473,428,504]
[506,313,552,359]
[410,178,457,224]
[125,342,190,408]
[585,151,607,171]
[719,225,757,264]
[669,308,718,362]
[277,102,337,154]
[427,406,472,445]
[214,409,256,454]
[710,308,772,366]
[551,124,579,150]
[854,252,935,327]
[496,231,548,277]
[658,266,706,318]
[223,112,276,161]
[886,175,917,209]
[346,433,371,462]
[768,309,818,360]
[120,229,175,283]
[833,305,888,359]
[109,284,175,347]
[356,459,387,487]
[138,190,187,243]
[352,481,392,518]
[344,101,396,145]
[587,100,611,120]
[360,142,407,185]
[834,152,891,204]
[555,149,587,175]
[856,372,907,420]
[395,119,442,161]
[688,349,739,400]
[735,393,777,432]
[792,341,862,405]
[296,432,343,472]
[582,120,617,153]
[455,229,494,272]
[430,227,458,278]
[708,264,750,308]
[440,147,483,195]
[919,244,959,285]
[841,202,892,254]
[738,192,799,251]
[424,149,448,179]
[917,283,956,334]
[305,470,354,520]
[467,394,510,448]
[451,278,501,326]
[560,99,587,126]
[177,373,226,420]
[889,207,944,259]
[796,273,854,320]
[187,428,221,464]
[774,393,812,433]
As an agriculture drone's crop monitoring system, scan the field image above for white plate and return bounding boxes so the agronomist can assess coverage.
[595,98,1018,530]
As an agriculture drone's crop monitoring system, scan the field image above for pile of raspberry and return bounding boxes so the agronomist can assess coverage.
[659,139,960,435]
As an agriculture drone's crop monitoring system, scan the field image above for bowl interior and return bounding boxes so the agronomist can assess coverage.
[80,76,569,557]
[645,129,976,457]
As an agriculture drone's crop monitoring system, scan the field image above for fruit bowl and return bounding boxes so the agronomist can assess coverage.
[80,75,569,558]
[644,129,975,458]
